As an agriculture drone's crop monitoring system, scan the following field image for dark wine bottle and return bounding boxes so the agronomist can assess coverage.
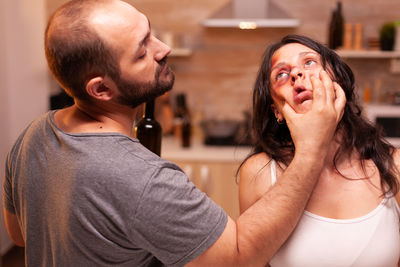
[135,99,162,156]
[328,1,344,50]
[175,93,191,148]
[328,9,338,49]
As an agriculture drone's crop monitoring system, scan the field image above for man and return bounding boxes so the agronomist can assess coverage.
[3,0,346,266]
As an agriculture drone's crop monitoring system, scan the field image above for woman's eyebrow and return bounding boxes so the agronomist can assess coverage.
[299,51,319,57]
[271,51,319,72]
[271,62,286,72]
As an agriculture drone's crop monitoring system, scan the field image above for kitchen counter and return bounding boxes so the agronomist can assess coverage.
[161,136,252,163]
[161,136,249,219]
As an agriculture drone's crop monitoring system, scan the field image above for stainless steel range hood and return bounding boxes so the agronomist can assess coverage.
[202,0,299,29]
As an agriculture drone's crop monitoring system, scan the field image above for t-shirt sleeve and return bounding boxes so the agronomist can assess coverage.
[3,152,16,214]
[130,165,228,266]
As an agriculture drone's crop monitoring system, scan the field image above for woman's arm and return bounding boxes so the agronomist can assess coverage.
[239,153,275,214]
[239,153,276,267]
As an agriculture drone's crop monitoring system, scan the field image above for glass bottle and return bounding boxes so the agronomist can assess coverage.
[175,93,191,148]
[328,2,344,50]
[135,99,162,156]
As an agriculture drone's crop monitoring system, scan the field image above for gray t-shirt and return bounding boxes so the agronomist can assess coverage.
[3,111,227,266]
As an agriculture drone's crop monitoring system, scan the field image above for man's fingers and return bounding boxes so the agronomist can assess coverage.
[333,82,346,122]
[280,101,297,124]
[310,72,326,106]
[320,70,335,103]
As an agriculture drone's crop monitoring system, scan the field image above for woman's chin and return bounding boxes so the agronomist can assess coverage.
[295,99,312,113]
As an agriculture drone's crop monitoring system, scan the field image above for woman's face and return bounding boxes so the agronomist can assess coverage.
[269,43,325,118]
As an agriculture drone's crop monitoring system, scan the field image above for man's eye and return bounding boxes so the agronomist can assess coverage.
[138,52,147,59]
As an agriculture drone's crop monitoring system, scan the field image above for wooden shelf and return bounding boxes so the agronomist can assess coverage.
[170,48,192,57]
[336,50,400,59]
[202,18,299,28]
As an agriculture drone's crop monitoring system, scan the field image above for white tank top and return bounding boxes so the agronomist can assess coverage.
[269,160,400,267]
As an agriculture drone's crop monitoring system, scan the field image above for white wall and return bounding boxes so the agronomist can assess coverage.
[0,0,49,256]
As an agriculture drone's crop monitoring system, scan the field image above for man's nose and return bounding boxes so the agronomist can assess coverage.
[153,36,171,61]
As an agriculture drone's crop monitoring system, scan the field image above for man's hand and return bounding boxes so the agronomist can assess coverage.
[188,70,346,267]
[281,70,346,154]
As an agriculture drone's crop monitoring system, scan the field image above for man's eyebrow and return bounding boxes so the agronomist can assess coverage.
[138,20,151,49]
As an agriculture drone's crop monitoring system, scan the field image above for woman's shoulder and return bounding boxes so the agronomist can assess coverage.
[238,152,276,193]
[239,152,272,179]
[238,152,276,213]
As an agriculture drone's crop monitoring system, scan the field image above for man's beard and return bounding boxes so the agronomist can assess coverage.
[116,62,175,108]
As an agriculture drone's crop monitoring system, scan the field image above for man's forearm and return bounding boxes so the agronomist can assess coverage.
[234,151,325,266]
[187,72,346,266]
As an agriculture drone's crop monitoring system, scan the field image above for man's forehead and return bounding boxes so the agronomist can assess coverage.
[88,3,150,58]
[88,2,147,42]
[89,3,137,27]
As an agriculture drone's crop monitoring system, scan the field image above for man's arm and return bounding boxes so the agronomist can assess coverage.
[3,208,25,247]
[187,71,346,266]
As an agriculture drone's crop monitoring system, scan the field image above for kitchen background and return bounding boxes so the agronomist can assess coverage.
[1,0,400,263]
[46,0,400,121]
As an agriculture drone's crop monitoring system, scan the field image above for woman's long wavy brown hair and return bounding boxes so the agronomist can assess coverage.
[241,34,398,195]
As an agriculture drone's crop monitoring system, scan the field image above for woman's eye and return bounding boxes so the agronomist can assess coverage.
[304,59,316,67]
[276,72,288,81]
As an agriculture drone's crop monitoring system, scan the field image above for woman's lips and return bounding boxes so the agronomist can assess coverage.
[293,87,313,104]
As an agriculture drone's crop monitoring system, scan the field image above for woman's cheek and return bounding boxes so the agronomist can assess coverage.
[271,89,288,109]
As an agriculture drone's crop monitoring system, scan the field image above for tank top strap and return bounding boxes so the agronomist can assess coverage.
[270,159,277,186]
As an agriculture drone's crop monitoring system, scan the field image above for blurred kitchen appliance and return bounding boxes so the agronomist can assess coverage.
[364,104,400,147]
[201,119,240,146]
[201,114,253,147]
[202,0,299,28]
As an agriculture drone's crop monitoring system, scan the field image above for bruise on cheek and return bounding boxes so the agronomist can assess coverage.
[323,64,337,82]
[270,87,285,106]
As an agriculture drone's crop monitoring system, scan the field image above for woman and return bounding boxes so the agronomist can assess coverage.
[239,34,400,266]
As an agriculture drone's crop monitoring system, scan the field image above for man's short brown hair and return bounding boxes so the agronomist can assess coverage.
[45,0,120,101]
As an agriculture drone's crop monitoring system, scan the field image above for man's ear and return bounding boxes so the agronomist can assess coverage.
[85,76,115,101]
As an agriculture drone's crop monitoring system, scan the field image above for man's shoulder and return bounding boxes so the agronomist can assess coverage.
[84,135,184,182]
[8,112,52,154]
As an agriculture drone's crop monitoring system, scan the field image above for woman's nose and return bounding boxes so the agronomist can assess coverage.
[291,68,303,83]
